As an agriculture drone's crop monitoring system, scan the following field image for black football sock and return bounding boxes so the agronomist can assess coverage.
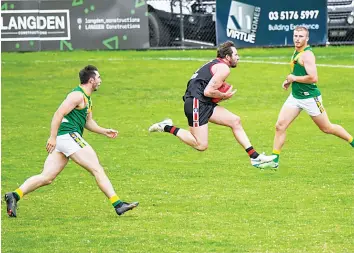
[164,125,180,136]
[245,146,259,159]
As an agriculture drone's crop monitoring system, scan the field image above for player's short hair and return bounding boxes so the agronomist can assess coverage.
[294,26,309,37]
[217,41,235,58]
[79,65,98,84]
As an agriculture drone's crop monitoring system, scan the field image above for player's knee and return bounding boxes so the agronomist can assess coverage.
[195,143,208,151]
[319,125,333,134]
[40,174,55,185]
[89,165,105,177]
[275,121,287,132]
[230,115,241,128]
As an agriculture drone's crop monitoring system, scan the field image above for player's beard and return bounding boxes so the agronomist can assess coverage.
[230,60,237,68]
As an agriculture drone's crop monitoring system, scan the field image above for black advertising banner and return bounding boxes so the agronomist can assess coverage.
[216,0,327,47]
[1,0,149,51]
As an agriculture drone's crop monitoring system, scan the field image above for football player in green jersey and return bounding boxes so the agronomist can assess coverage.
[262,26,354,170]
[5,65,138,217]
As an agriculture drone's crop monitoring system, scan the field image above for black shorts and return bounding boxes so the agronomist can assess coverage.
[184,97,217,127]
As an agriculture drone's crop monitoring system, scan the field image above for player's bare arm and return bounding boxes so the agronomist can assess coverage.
[46,91,85,153]
[287,51,318,84]
[85,112,118,138]
[204,63,235,100]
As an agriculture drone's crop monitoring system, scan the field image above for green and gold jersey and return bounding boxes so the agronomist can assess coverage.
[290,46,321,99]
[57,86,92,136]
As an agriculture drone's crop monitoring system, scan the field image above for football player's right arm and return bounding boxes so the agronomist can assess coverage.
[46,92,83,153]
[204,63,231,99]
[286,51,318,84]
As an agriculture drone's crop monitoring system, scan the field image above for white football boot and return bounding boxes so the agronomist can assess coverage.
[148,119,173,132]
[257,161,279,170]
[251,153,277,168]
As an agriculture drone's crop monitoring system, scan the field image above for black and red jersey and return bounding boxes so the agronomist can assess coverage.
[183,58,226,103]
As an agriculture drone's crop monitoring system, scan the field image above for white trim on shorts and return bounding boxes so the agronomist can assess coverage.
[55,132,89,157]
[193,97,200,127]
[283,93,325,116]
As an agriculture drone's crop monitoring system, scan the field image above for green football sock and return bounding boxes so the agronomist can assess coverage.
[272,149,280,163]
[110,195,122,208]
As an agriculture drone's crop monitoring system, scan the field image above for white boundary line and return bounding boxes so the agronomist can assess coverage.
[148,57,354,69]
[242,60,354,69]
[2,56,354,69]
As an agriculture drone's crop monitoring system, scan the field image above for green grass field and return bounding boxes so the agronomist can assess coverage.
[2,46,354,253]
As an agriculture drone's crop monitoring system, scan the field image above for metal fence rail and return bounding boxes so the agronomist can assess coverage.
[147,0,216,48]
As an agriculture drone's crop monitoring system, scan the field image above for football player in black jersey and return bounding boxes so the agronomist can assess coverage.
[149,41,276,168]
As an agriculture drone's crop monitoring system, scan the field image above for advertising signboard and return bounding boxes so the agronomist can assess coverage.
[216,0,327,47]
[1,0,149,51]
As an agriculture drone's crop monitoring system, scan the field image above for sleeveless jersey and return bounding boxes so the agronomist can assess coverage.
[183,58,225,103]
[57,86,92,136]
[290,46,321,99]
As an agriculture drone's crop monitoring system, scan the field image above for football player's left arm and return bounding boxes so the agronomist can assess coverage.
[204,64,232,98]
[287,51,318,84]
[85,112,118,138]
